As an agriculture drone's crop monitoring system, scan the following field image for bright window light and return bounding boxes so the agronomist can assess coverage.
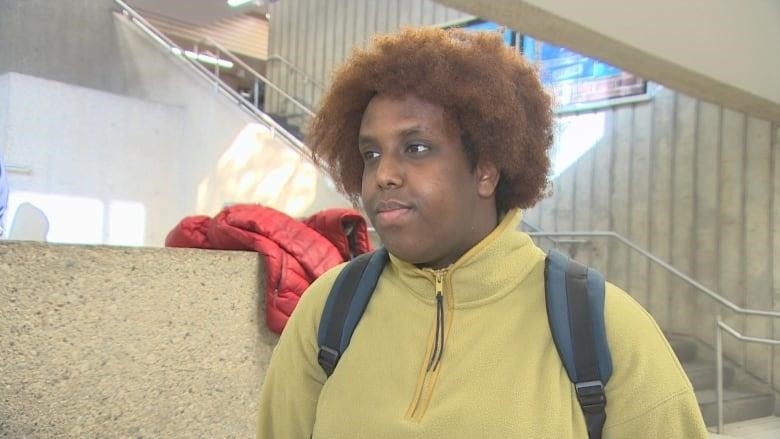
[6,191,104,244]
[107,200,146,247]
[227,0,254,7]
[551,112,606,178]
[171,48,234,69]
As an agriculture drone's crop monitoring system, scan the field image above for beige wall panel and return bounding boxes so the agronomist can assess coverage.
[743,118,773,310]
[313,1,328,92]
[693,102,721,344]
[608,106,632,291]
[773,125,780,387]
[408,0,424,25]
[266,2,280,110]
[743,118,773,374]
[554,167,575,231]
[670,94,697,335]
[573,148,595,265]
[523,203,542,230]
[719,109,747,357]
[398,0,414,26]
[587,111,614,276]
[288,0,303,105]
[539,187,557,243]
[421,0,436,27]
[267,0,470,116]
[322,1,339,93]
[628,103,652,308]
[302,2,320,108]
[647,89,675,329]
[353,0,370,49]
[378,0,389,35]
[343,0,357,59]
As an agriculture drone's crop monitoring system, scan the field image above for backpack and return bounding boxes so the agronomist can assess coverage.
[316,248,612,439]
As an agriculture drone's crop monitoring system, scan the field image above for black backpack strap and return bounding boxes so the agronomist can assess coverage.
[317,248,389,376]
[545,249,612,439]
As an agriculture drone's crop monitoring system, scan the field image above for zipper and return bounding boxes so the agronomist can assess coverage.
[407,269,447,421]
[427,273,445,371]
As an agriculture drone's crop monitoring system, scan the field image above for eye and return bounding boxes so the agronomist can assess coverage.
[361,149,380,162]
[406,143,430,154]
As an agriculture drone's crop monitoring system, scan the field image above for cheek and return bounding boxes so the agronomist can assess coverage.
[360,173,372,198]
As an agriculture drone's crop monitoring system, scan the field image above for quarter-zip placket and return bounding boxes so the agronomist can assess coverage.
[406,268,448,422]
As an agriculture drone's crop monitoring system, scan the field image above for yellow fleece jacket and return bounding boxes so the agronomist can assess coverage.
[257,210,708,438]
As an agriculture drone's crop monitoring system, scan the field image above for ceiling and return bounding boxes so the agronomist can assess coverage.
[126,0,270,26]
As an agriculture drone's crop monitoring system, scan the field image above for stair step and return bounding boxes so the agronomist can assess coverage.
[696,388,775,426]
[711,415,780,438]
[684,360,736,390]
[667,333,699,363]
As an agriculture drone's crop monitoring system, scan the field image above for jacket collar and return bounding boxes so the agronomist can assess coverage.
[386,209,545,305]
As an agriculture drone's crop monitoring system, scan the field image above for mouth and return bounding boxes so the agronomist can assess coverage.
[374,200,413,225]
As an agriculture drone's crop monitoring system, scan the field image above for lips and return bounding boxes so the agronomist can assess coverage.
[374,199,413,225]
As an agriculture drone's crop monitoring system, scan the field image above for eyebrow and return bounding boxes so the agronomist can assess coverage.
[358,125,430,145]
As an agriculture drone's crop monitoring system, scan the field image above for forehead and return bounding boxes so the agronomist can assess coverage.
[359,93,456,134]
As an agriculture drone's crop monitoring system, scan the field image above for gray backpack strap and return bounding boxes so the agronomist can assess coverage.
[545,249,612,439]
[317,248,389,376]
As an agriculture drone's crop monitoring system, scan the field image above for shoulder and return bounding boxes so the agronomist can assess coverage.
[602,283,699,426]
[603,283,681,370]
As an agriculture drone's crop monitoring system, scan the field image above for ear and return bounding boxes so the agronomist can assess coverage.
[475,161,500,198]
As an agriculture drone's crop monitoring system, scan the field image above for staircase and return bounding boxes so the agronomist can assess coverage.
[667,334,776,426]
[263,55,323,142]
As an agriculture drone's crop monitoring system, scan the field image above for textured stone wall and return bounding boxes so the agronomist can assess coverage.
[0,241,277,437]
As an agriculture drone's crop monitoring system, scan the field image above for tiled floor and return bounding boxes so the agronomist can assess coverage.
[709,416,780,438]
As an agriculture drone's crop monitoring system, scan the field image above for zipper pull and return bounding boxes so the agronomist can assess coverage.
[427,271,445,371]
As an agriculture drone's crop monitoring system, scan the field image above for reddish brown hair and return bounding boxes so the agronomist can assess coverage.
[308,26,553,212]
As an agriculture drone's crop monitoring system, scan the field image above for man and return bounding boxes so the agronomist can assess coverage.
[257,27,708,438]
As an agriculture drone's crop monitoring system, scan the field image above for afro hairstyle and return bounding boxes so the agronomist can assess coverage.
[307,26,554,212]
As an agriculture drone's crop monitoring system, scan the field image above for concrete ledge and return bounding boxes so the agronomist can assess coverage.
[0,241,276,437]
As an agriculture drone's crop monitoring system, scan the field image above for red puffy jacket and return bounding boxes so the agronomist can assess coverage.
[165,204,373,333]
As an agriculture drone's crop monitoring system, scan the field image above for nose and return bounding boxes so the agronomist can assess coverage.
[375,153,403,189]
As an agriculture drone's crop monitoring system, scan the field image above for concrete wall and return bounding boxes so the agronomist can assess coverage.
[0,0,132,96]
[525,88,780,390]
[0,241,276,437]
[0,0,351,246]
[0,72,186,245]
[0,71,348,246]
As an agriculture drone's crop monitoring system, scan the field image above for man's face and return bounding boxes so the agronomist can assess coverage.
[358,93,497,268]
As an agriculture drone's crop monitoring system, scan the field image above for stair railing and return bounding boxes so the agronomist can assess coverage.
[716,320,780,433]
[520,220,588,253]
[192,38,316,120]
[113,0,312,156]
[527,230,780,434]
[267,54,324,108]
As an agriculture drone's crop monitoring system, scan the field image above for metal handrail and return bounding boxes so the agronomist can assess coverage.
[267,54,325,92]
[520,220,587,247]
[195,38,315,118]
[716,319,780,433]
[112,0,310,157]
[527,231,780,319]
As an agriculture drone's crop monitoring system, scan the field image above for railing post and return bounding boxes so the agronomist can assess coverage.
[768,345,773,389]
[253,78,260,109]
[716,317,724,434]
